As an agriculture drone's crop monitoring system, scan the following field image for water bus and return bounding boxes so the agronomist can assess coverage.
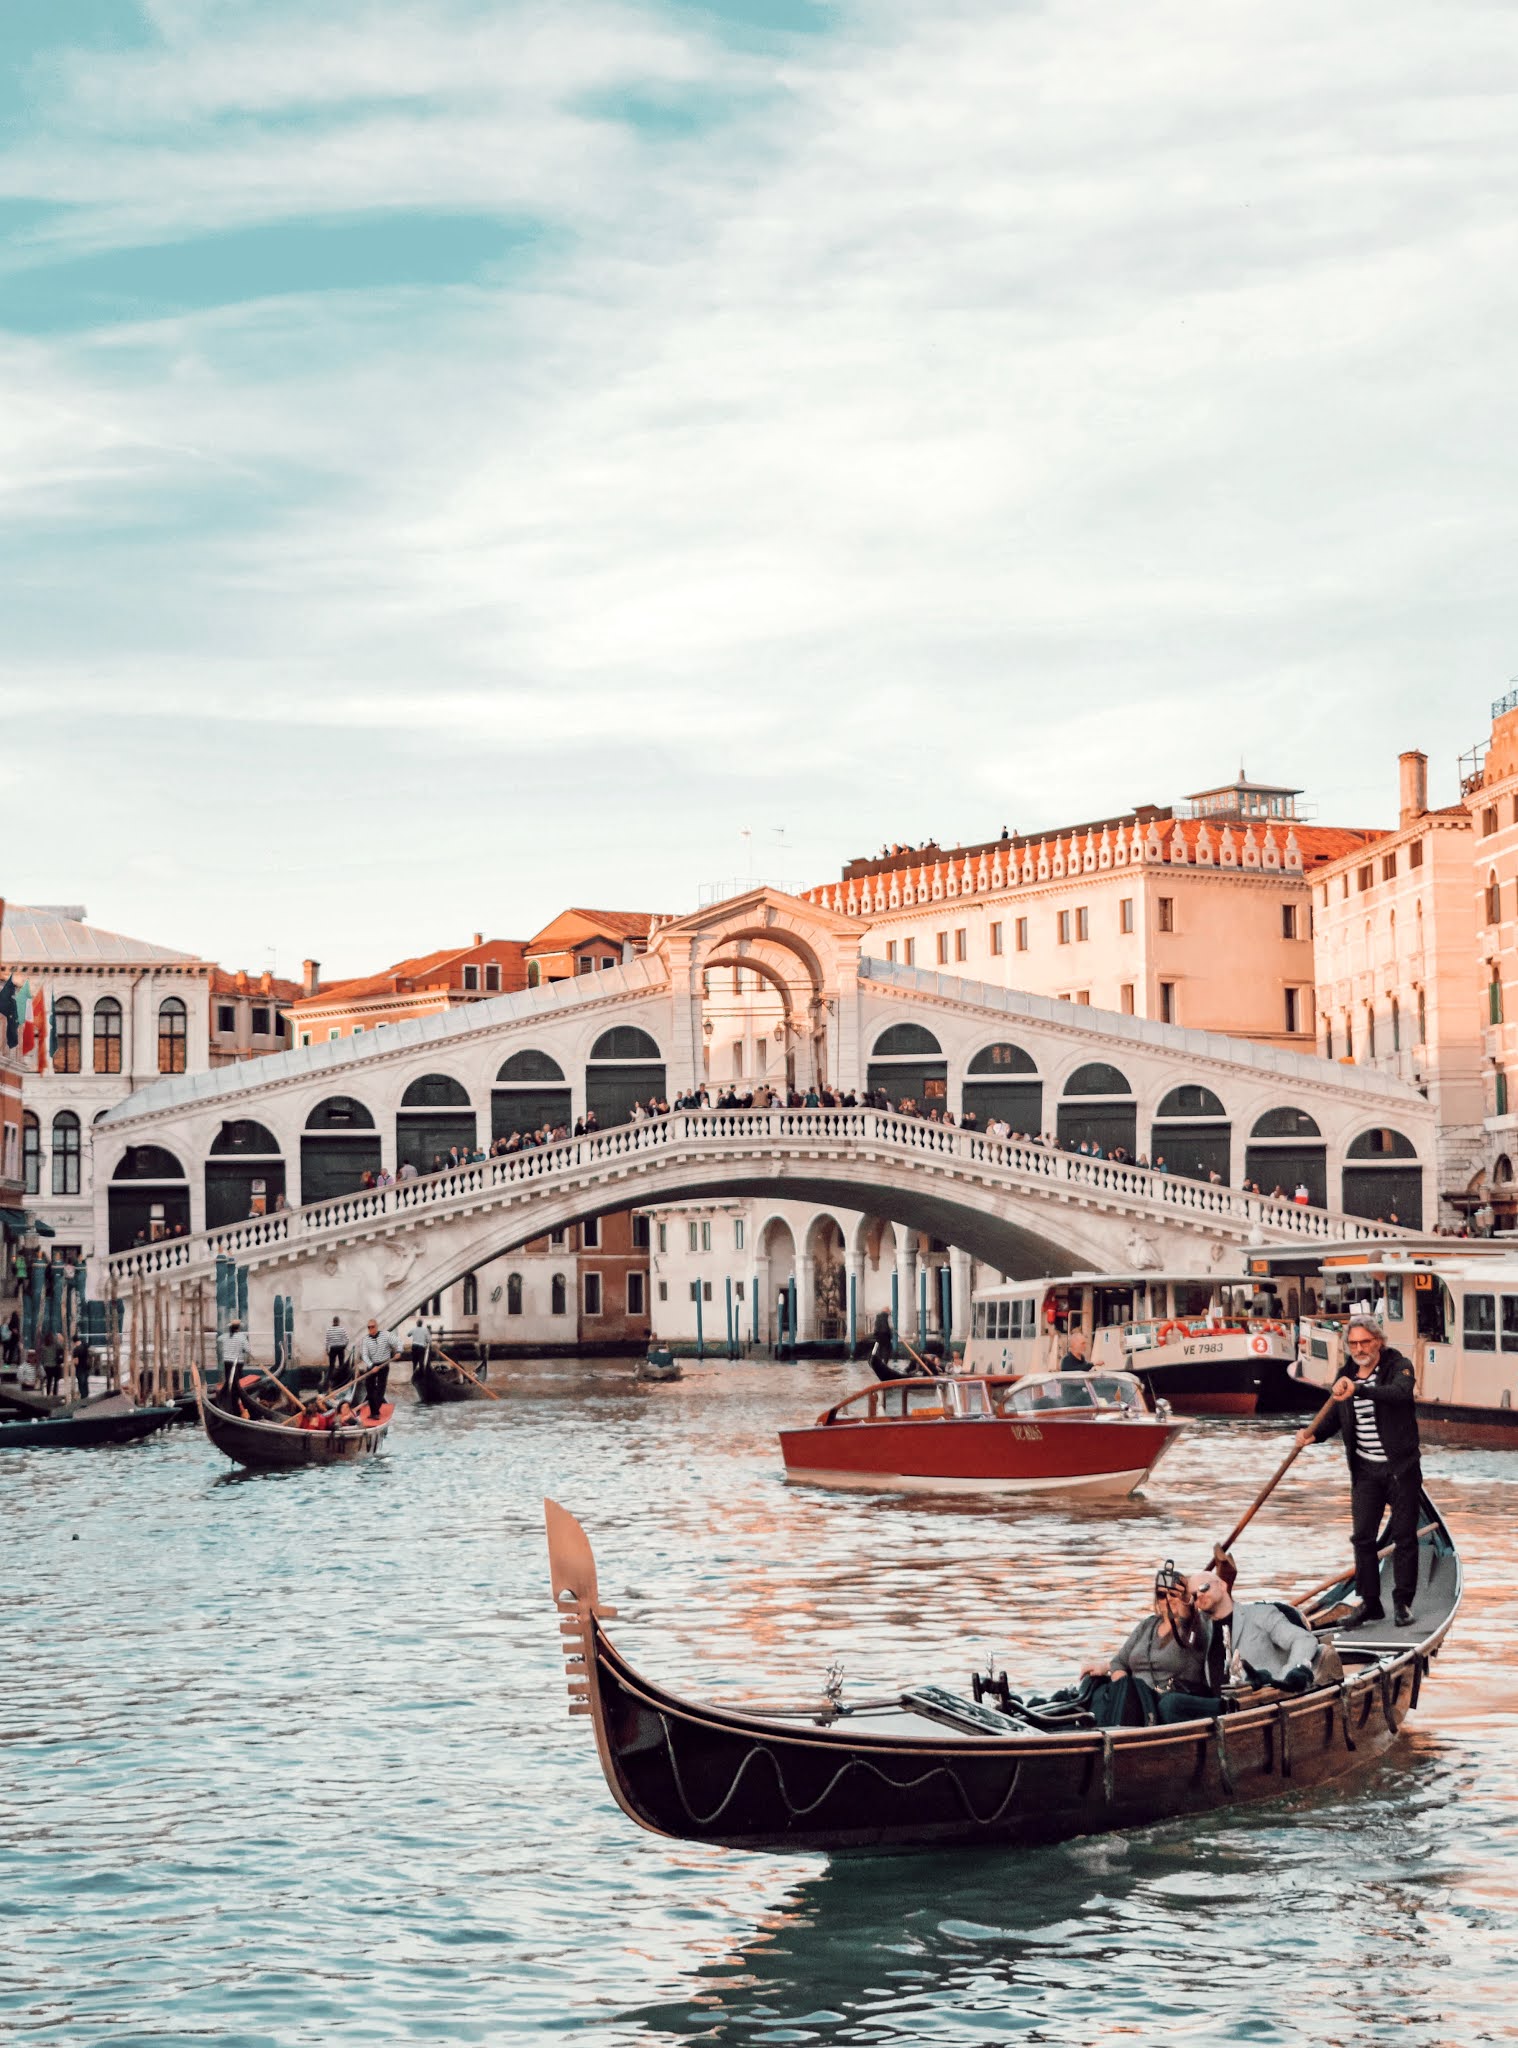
[963,1271,1301,1415]
[779,1369,1183,1497]
[1248,1243,1518,1448]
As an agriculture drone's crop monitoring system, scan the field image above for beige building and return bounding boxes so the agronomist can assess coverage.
[1460,691,1518,1226]
[1311,751,1482,1225]
[804,776,1377,1048]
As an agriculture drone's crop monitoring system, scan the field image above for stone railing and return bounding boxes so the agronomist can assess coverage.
[104,1106,1403,1287]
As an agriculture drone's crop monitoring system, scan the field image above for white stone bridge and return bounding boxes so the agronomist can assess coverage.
[97,889,1432,1348]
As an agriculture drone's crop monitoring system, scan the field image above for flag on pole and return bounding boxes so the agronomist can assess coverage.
[0,975,19,1050]
[18,980,34,1056]
[30,986,46,1071]
[47,993,57,1063]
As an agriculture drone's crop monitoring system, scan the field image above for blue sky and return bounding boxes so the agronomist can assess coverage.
[2,0,1516,976]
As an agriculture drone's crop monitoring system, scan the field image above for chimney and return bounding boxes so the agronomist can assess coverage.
[472,932,483,948]
[1398,751,1428,826]
[303,958,320,996]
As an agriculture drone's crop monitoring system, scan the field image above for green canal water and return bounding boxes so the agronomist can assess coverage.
[3,1360,1516,2047]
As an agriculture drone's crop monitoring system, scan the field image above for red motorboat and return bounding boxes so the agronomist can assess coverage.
[779,1370,1185,1498]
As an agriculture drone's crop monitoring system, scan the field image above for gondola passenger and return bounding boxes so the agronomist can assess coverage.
[1080,1561,1208,1725]
[1152,1566,1339,1723]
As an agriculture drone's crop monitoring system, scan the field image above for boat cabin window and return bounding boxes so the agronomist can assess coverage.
[1093,1286,1136,1328]
[874,1385,908,1417]
[1088,1374,1139,1408]
[953,1382,991,1417]
[904,1383,949,1416]
[1174,1283,1215,1317]
[1502,1297,1518,1355]
[1415,1279,1451,1343]
[829,1390,874,1423]
[972,1298,1034,1339]
[1381,1276,1404,1323]
[1464,1294,1497,1352]
[1004,1376,1097,1413]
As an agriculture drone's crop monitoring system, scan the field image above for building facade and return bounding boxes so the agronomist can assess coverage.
[1311,750,1482,1224]
[0,896,26,1320]
[1459,691,1518,1226]
[286,937,528,1044]
[411,1210,651,1355]
[804,778,1377,1048]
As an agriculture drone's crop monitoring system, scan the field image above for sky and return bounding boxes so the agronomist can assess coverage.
[1,0,1516,979]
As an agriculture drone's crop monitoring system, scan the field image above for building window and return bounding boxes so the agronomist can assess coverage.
[550,1227,567,1250]
[1483,805,1499,836]
[1391,998,1401,1052]
[422,1294,442,1317]
[1381,853,1397,883]
[584,1272,602,1316]
[1488,872,1502,924]
[954,928,968,962]
[53,997,82,1074]
[1120,898,1134,934]
[1324,1021,1334,1060]
[1345,1013,1354,1060]
[936,932,949,965]
[1357,865,1373,893]
[657,1280,668,1302]
[50,1112,81,1195]
[485,963,501,992]
[1341,875,1350,900]
[92,997,122,1074]
[632,1214,650,1249]
[506,1272,523,1315]
[1159,982,1176,1024]
[550,1273,568,1316]
[462,1273,479,1315]
[885,941,897,964]
[1015,918,1028,952]
[1120,984,1135,1015]
[688,1220,699,1251]
[627,1271,646,1315]
[217,1004,236,1034]
[1491,977,1504,1026]
[1498,1071,1510,1118]
[1284,988,1300,1034]
[656,1221,667,1253]
[463,965,479,992]
[1281,904,1298,940]
[157,996,187,1074]
[1157,897,1174,933]
[1417,989,1426,1044]
[1366,1006,1377,1058]
[701,1220,712,1251]
[1075,907,1089,942]
[734,1218,745,1250]
[23,1113,40,1195]
[1408,839,1424,869]
[903,939,915,967]
[251,1006,271,1036]
[1057,911,1071,945]
[328,1028,340,1042]
[990,922,1003,956]
[582,1216,600,1249]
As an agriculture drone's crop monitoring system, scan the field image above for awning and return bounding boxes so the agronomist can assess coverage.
[0,1207,26,1234]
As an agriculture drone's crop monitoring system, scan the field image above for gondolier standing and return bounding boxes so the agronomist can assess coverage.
[358,1319,398,1419]
[1296,1315,1421,1628]
[325,1316,351,1388]
[219,1319,250,1390]
[405,1314,431,1378]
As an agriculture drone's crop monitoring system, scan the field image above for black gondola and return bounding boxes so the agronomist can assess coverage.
[199,1382,393,1467]
[412,1354,494,1404]
[0,1400,180,1449]
[545,1494,1460,1855]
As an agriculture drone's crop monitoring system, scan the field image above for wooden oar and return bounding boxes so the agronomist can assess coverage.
[431,1349,504,1401]
[1214,1394,1339,1562]
[896,1333,939,1379]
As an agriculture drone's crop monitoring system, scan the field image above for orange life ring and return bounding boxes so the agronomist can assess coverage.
[1158,1320,1184,1344]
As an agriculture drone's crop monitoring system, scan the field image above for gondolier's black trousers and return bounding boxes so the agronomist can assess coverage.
[361,1364,389,1416]
[326,1346,347,1387]
[1350,1459,1421,1612]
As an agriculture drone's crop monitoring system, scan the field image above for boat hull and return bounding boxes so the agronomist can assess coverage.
[779,1415,1181,1497]
[412,1359,491,1404]
[0,1402,180,1449]
[202,1394,393,1467]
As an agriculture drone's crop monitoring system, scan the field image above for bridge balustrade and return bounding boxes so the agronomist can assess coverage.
[103,1105,1401,1288]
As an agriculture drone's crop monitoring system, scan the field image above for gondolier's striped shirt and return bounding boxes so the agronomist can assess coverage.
[1350,1386,1387,1463]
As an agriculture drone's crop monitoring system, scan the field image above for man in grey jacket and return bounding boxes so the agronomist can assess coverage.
[1154,1565,1336,1722]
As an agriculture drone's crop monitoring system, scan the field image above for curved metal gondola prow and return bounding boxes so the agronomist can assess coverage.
[545,1497,601,1613]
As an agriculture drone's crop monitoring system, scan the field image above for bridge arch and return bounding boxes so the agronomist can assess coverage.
[492,1049,571,1142]
[1342,1124,1422,1228]
[1057,1062,1136,1156]
[301,1094,381,1204]
[1151,1083,1230,1184]
[206,1118,285,1230]
[867,1022,947,1111]
[397,1073,476,1172]
[1244,1105,1326,1207]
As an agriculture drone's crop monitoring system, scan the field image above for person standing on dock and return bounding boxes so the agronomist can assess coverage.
[1296,1316,1421,1629]
[324,1316,350,1387]
[72,1334,91,1402]
[358,1319,397,1418]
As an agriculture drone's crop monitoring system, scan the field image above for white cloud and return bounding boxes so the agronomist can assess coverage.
[2,0,1517,970]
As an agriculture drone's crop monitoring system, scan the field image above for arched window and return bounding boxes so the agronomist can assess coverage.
[496,1049,566,1083]
[967,1041,1037,1074]
[93,997,122,1075]
[1347,1127,1418,1159]
[1251,1107,1321,1139]
[157,996,187,1075]
[492,1049,572,1142]
[206,1120,286,1228]
[305,1096,375,1130]
[1343,1128,1422,1227]
[1365,1004,1377,1060]
[1391,997,1401,1053]
[52,997,81,1075]
[51,1111,81,1195]
[396,1074,476,1171]
[1417,989,1427,1044]
[550,1273,568,1316]
[210,1119,280,1155]
[1245,1107,1326,1207]
[589,1026,661,1061]
[1057,1064,1136,1156]
[506,1272,523,1316]
[1488,871,1502,924]
[462,1272,479,1316]
[400,1073,471,1108]
[872,1023,943,1057]
[1063,1062,1132,1097]
[23,1113,40,1196]
[1151,1084,1230,1184]
[299,1097,381,1204]
[107,1144,189,1251]
[962,1041,1041,1131]
[1156,1085,1225,1119]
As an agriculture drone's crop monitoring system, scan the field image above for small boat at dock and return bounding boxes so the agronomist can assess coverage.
[779,1369,1183,1497]
[544,1491,1460,1855]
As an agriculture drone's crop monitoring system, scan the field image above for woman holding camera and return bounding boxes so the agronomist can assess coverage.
[1079,1562,1211,1726]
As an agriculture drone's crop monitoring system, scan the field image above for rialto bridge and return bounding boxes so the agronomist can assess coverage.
[96,890,1432,1351]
